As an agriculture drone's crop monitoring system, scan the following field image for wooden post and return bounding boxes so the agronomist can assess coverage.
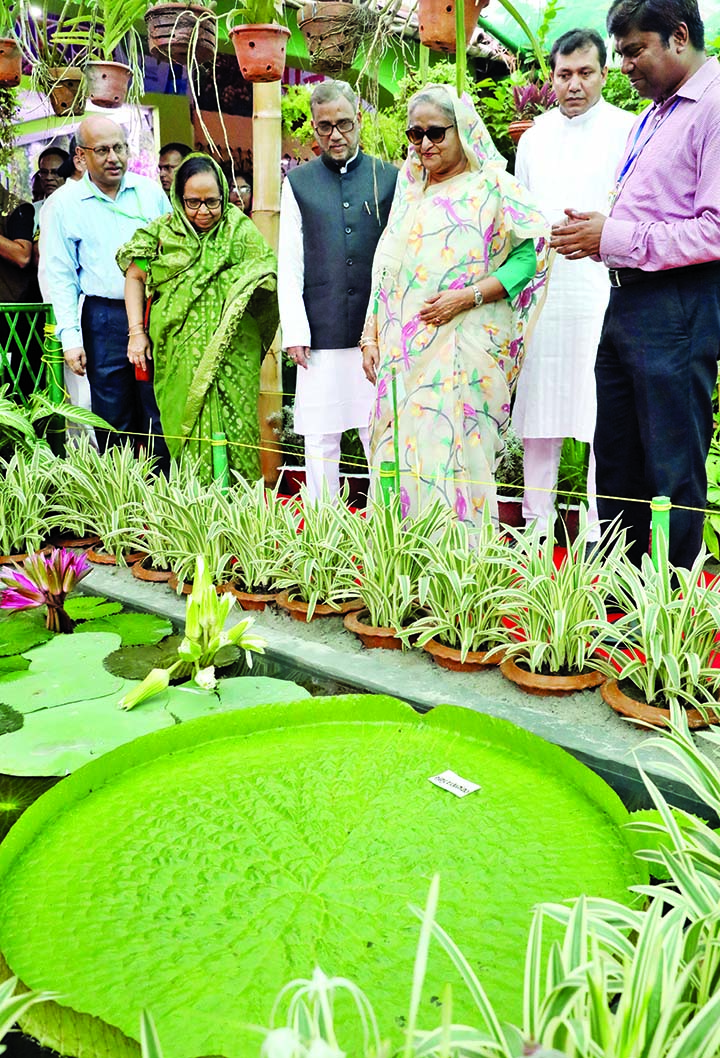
[252,79,283,486]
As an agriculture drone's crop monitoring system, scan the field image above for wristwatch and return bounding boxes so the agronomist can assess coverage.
[472,285,484,308]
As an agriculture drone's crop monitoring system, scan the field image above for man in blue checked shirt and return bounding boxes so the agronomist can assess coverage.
[39,115,171,458]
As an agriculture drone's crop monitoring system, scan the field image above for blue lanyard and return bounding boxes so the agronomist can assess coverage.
[616,99,681,187]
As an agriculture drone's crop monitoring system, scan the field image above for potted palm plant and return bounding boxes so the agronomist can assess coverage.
[498,513,626,695]
[226,0,290,83]
[591,536,720,728]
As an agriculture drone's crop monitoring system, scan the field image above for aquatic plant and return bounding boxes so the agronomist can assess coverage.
[0,548,91,633]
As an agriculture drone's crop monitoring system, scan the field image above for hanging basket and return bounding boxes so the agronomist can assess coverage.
[298,1,365,75]
[417,0,481,54]
[83,61,132,109]
[228,23,290,83]
[145,3,217,66]
[0,37,21,87]
[46,67,84,117]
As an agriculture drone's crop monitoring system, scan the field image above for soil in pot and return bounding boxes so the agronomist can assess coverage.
[423,638,503,672]
[228,24,290,83]
[500,657,605,697]
[601,678,720,730]
[83,61,132,108]
[276,590,363,622]
[145,3,217,65]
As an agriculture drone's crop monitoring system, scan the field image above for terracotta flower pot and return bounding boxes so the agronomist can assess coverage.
[508,119,535,144]
[500,657,605,697]
[343,608,404,650]
[86,546,146,566]
[131,554,173,583]
[145,3,217,66]
[218,584,278,611]
[228,23,290,83]
[0,551,29,566]
[276,589,363,622]
[423,638,503,672]
[168,572,193,595]
[47,67,84,117]
[83,61,132,108]
[417,0,484,53]
[298,1,360,74]
[53,534,101,550]
[0,38,21,87]
[601,678,720,730]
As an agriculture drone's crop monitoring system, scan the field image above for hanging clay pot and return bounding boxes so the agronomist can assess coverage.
[298,1,360,75]
[0,38,21,87]
[500,657,605,698]
[423,638,503,672]
[601,678,720,730]
[145,3,217,66]
[46,67,84,117]
[417,0,482,54]
[228,23,290,83]
[507,119,534,144]
[218,584,279,611]
[131,554,173,583]
[83,61,132,109]
[343,608,404,650]
[276,590,363,623]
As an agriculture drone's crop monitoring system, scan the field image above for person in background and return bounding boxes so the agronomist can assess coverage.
[158,142,192,194]
[56,136,86,183]
[278,79,398,502]
[512,28,635,542]
[118,155,278,483]
[229,173,252,214]
[361,85,549,528]
[552,0,720,568]
[40,115,171,457]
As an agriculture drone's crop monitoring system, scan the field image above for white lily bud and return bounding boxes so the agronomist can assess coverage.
[118,667,171,710]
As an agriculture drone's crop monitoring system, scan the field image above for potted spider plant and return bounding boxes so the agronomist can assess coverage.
[226,0,290,83]
[127,460,201,581]
[498,513,626,696]
[144,476,230,592]
[400,517,515,670]
[590,536,720,729]
[0,448,55,561]
[342,495,451,649]
[145,0,217,67]
[211,477,285,609]
[270,487,363,622]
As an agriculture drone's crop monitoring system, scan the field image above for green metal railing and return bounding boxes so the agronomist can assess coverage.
[0,302,63,405]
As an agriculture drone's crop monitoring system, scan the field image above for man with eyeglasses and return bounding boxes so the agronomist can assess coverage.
[157,142,191,194]
[278,79,398,502]
[40,115,171,458]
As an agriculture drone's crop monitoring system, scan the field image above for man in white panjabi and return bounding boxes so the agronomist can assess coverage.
[512,28,636,538]
[278,80,398,501]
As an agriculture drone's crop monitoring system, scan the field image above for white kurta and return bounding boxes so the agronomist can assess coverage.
[512,99,636,440]
[277,178,376,436]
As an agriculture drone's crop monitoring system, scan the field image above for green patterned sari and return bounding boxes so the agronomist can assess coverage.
[117,156,278,481]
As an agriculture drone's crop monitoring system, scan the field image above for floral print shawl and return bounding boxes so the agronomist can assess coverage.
[369,86,550,528]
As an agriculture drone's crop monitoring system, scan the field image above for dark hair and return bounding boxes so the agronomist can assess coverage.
[56,136,78,180]
[550,28,607,69]
[38,145,70,166]
[175,155,221,202]
[607,0,704,49]
[159,142,192,160]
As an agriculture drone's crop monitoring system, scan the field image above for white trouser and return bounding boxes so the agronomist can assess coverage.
[522,437,600,541]
[304,428,371,503]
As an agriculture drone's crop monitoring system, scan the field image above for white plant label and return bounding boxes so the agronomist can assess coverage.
[428,769,481,798]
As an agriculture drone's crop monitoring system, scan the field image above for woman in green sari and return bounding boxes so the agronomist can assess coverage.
[117,154,278,481]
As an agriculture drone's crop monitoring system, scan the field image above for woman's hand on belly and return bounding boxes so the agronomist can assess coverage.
[419,287,474,327]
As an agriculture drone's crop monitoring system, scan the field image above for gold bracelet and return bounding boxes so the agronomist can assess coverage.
[359,335,378,350]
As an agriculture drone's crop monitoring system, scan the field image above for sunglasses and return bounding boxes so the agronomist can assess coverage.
[405,123,455,146]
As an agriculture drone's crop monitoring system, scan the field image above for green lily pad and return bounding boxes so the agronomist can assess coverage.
[0,700,645,1058]
[0,703,23,736]
[0,610,52,657]
[104,636,185,680]
[78,613,173,647]
[0,775,60,843]
[65,597,124,621]
[0,656,30,676]
[164,676,310,722]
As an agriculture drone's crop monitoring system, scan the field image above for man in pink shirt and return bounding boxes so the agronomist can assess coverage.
[551,0,720,568]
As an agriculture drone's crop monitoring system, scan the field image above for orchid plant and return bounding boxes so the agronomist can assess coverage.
[0,547,91,633]
[119,555,266,709]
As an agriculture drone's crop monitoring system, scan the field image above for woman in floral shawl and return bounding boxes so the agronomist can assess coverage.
[361,86,550,528]
[117,154,278,481]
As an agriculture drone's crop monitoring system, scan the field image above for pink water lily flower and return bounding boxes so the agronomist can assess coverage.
[0,548,91,633]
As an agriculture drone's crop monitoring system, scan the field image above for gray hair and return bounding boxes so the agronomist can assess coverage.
[310,80,359,113]
[407,86,456,125]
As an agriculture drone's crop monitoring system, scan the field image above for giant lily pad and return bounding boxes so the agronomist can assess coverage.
[0,699,645,1058]
[0,610,52,657]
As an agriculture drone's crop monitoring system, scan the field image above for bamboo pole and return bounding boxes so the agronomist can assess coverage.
[455,0,467,95]
[252,80,283,486]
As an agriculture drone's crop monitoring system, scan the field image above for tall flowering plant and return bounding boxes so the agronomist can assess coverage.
[0,548,91,634]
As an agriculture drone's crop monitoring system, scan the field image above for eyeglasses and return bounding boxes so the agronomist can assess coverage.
[314,119,356,137]
[183,197,222,211]
[236,186,251,194]
[39,166,62,176]
[405,124,455,146]
[77,142,129,159]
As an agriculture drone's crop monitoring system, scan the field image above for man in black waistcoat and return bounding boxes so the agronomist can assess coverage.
[278,80,398,501]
